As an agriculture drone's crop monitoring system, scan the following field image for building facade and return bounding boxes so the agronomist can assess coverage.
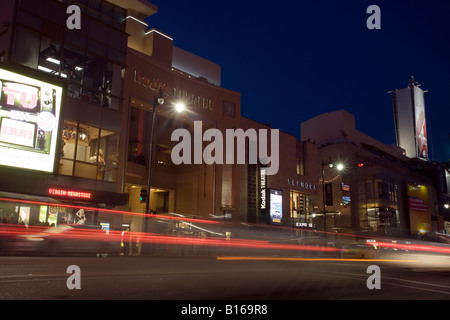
[301,110,441,237]
[241,117,320,229]
[0,0,131,229]
[120,32,243,232]
[0,0,446,241]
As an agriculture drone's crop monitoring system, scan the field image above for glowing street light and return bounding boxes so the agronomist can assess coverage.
[175,102,186,113]
[320,158,345,234]
[144,90,187,232]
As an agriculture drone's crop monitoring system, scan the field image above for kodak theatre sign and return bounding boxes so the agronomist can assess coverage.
[133,70,214,110]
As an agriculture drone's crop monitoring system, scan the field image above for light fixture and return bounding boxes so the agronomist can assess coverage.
[38,65,53,73]
[46,57,60,65]
[175,102,185,113]
[320,158,345,234]
[157,89,164,105]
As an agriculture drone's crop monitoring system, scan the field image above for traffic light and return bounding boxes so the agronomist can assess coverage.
[139,188,147,203]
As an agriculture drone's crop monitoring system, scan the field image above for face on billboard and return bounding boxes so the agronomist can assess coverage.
[0,68,63,173]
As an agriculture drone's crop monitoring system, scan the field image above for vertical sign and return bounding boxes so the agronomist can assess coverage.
[269,189,283,225]
[260,167,267,210]
[407,184,431,234]
[413,87,428,159]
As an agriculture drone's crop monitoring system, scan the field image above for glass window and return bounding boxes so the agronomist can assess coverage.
[38,36,61,76]
[100,2,114,24]
[107,47,126,65]
[61,45,84,84]
[87,39,107,57]
[64,31,87,49]
[17,10,42,30]
[26,7,125,111]
[60,121,78,176]
[99,129,120,182]
[297,157,305,175]
[113,7,126,30]
[83,55,104,90]
[45,0,66,26]
[60,121,119,182]
[82,55,104,105]
[42,20,64,40]
[12,26,40,69]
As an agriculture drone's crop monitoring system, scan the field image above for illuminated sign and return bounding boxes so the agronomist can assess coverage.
[269,189,283,225]
[260,168,267,209]
[48,188,92,199]
[407,184,431,234]
[295,222,313,228]
[413,87,428,159]
[288,178,317,191]
[133,69,214,110]
[0,68,63,173]
[342,196,351,204]
[0,118,36,147]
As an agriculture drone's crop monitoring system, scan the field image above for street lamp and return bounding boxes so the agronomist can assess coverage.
[144,88,185,231]
[321,158,344,233]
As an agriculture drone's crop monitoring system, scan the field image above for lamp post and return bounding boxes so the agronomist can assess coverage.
[144,88,185,232]
[321,158,344,233]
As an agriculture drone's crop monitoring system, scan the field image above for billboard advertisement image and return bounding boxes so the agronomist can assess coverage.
[269,189,282,225]
[407,184,431,235]
[0,68,63,173]
[413,87,428,159]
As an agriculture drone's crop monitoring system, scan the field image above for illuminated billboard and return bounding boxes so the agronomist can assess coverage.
[391,78,428,160]
[0,68,63,173]
[413,87,428,159]
[269,189,283,225]
[407,184,431,235]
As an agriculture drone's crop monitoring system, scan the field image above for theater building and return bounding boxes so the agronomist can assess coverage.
[120,8,243,232]
[241,117,320,229]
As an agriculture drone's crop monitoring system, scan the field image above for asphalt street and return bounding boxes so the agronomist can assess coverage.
[0,255,449,301]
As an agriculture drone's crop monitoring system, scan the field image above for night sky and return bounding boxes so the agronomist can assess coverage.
[146,0,450,163]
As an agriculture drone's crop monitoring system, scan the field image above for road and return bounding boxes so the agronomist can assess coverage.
[1,255,449,301]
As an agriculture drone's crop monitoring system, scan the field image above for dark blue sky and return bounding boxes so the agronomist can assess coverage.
[147,0,450,163]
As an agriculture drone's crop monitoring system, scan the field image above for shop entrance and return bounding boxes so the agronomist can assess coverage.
[290,190,313,227]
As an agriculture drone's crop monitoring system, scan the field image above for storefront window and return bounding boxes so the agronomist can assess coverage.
[60,121,119,182]
[290,191,311,221]
[0,200,98,227]
[0,201,35,226]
